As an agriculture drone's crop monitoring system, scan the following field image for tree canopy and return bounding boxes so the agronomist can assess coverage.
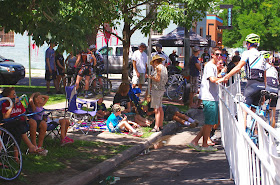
[0,0,213,80]
[218,0,280,51]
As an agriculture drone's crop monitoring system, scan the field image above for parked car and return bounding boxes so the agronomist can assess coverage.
[0,55,25,85]
[98,45,138,78]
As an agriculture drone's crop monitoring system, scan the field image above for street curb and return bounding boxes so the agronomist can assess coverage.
[59,121,181,185]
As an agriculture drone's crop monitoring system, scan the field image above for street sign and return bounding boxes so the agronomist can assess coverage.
[218,26,233,29]
[219,4,233,29]
[220,5,233,9]
[103,23,112,40]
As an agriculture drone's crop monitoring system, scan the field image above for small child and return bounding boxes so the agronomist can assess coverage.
[29,92,74,146]
[106,104,143,137]
[95,94,110,119]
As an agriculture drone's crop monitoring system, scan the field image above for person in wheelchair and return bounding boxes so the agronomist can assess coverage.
[29,92,74,146]
[1,87,48,156]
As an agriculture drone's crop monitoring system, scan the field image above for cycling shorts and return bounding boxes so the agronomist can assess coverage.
[244,80,265,106]
[265,86,279,108]
[78,65,92,77]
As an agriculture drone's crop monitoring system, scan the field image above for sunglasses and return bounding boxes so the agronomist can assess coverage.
[215,53,222,56]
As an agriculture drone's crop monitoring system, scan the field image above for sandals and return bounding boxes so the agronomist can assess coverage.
[27,147,48,156]
[150,127,160,132]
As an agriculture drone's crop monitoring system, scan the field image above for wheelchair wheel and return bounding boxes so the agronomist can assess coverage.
[91,76,112,96]
[0,127,22,181]
[166,83,183,101]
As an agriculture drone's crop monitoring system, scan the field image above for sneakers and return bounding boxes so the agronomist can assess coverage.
[187,143,201,151]
[200,146,218,152]
[133,131,143,137]
[189,121,199,128]
[61,137,74,146]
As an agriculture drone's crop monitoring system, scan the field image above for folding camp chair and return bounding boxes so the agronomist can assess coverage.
[65,85,98,134]
[19,94,61,140]
[128,84,145,116]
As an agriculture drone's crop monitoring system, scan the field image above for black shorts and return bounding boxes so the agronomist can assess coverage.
[2,120,26,146]
[244,80,265,106]
[57,68,64,76]
[265,86,279,108]
[78,66,92,77]
[45,70,57,81]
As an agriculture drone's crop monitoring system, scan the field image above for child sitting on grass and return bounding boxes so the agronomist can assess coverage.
[29,92,74,146]
[95,94,110,119]
[106,104,143,137]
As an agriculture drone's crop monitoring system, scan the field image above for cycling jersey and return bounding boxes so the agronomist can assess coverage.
[80,51,92,66]
[93,51,104,65]
[266,64,279,88]
[241,48,268,82]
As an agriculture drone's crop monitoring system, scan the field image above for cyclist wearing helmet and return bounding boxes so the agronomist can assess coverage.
[218,33,269,126]
[262,51,278,128]
[89,44,105,93]
[74,47,97,98]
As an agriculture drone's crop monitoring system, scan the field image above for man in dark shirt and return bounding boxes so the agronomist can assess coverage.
[189,46,201,108]
[169,50,178,65]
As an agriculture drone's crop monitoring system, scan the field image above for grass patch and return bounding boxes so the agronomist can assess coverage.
[20,138,130,174]
[0,85,66,105]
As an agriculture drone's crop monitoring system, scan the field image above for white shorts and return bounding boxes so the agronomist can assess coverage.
[132,73,145,85]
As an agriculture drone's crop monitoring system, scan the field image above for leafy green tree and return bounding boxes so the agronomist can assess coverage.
[0,0,213,81]
[219,0,280,51]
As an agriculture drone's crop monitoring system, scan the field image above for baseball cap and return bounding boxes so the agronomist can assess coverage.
[193,46,200,52]
[112,104,125,113]
[139,43,147,48]
[155,44,162,49]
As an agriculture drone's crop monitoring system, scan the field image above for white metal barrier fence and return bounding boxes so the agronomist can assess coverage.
[218,76,280,185]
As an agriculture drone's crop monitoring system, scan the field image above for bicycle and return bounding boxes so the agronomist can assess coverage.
[0,97,22,180]
[90,65,112,96]
[166,74,186,101]
[246,90,277,144]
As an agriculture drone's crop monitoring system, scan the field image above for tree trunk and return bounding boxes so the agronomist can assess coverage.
[122,8,130,83]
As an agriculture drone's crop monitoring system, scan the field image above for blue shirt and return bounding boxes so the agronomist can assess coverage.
[45,47,55,70]
[189,56,199,77]
[106,113,122,132]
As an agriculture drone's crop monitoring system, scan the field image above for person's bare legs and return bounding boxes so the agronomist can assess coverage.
[191,127,204,146]
[75,75,83,91]
[59,118,70,140]
[202,124,213,147]
[22,134,37,152]
[85,76,90,91]
[37,120,47,148]
[270,107,276,128]
[118,121,136,133]
[134,114,151,126]
[28,119,37,146]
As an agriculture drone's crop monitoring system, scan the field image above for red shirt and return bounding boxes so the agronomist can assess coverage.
[2,101,26,121]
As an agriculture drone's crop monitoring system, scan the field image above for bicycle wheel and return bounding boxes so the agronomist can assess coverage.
[91,76,112,96]
[0,127,22,180]
[166,83,183,101]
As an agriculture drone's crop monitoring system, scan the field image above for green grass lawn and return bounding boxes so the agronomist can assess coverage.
[16,138,130,183]
[0,85,66,105]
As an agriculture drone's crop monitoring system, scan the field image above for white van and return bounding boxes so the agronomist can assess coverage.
[98,45,138,77]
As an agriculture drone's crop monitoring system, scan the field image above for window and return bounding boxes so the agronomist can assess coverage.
[99,47,113,56]
[200,27,203,37]
[116,47,123,56]
[0,28,15,46]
